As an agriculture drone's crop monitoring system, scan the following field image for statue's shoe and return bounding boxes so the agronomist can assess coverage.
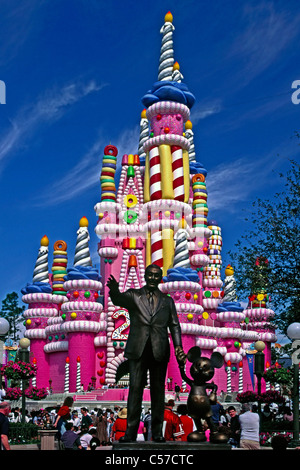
[187,431,206,442]
[209,432,229,444]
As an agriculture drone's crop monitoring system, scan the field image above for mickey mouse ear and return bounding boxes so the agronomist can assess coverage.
[210,352,224,369]
[187,346,201,362]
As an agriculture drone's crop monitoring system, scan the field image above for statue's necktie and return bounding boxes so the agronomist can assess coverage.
[148,292,154,314]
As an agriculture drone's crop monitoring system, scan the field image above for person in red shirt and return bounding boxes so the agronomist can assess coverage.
[163,397,184,441]
[111,408,127,441]
[176,404,196,441]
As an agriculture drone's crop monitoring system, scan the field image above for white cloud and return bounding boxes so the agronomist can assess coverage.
[228,3,300,84]
[34,124,140,206]
[190,100,223,124]
[205,153,280,213]
[0,80,105,166]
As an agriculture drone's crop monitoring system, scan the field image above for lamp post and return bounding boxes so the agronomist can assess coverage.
[287,322,300,447]
[254,341,265,423]
[254,341,265,394]
[19,338,30,424]
[0,317,10,389]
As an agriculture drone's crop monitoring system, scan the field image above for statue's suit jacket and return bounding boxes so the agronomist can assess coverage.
[109,286,182,362]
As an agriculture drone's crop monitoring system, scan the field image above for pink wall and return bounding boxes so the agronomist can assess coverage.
[68,332,96,392]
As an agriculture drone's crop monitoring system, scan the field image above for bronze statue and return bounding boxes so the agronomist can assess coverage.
[107,264,186,442]
[178,346,228,443]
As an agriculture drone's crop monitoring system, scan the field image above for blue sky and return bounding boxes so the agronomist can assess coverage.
[0,0,299,340]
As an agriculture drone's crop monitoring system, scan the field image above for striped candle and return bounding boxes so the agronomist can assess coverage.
[171,146,185,201]
[238,363,243,393]
[76,356,81,392]
[227,366,232,393]
[64,357,70,393]
[149,146,162,200]
[151,228,163,268]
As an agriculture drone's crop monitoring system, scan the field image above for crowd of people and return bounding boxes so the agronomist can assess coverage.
[0,391,297,451]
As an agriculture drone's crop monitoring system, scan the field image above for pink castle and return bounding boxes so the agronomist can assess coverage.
[21,12,276,397]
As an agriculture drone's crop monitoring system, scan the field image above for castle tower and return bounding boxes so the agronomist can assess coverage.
[61,218,103,392]
[142,12,195,276]
[22,236,67,389]
[95,144,146,386]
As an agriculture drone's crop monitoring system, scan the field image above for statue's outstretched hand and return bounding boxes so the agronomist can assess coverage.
[175,346,187,368]
[107,275,119,291]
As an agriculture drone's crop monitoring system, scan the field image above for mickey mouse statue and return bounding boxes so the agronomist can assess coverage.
[178,346,228,443]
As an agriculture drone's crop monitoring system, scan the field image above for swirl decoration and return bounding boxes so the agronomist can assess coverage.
[184,121,196,162]
[32,235,49,283]
[173,229,190,269]
[227,366,232,393]
[64,358,70,393]
[239,366,243,393]
[223,275,237,302]
[138,109,149,160]
[171,62,183,83]
[76,357,81,392]
[158,12,175,81]
[74,217,92,267]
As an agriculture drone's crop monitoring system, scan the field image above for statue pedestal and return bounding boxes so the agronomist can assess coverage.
[113,441,231,451]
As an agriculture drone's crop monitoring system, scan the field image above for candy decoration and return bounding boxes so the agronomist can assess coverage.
[192,174,208,228]
[52,240,68,296]
[32,358,37,386]
[124,210,138,224]
[76,356,81,392]
[100,145,118,202]
[112,309,130,341]
[151,228,163,268]
[124,194,138,208]
[32,235,49,283]
[238,364,243,393]
[158,12,175,81]
[227,365,232,393]
[173,229,190,269]
[64,357,70,393]
[185,120,196,162]
[138,109,149,160]
[74,217,92,267]
[222,265,237,302]
[172,61,184,83]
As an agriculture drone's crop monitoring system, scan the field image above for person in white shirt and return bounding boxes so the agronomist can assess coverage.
[80,428,93,449]
[239,403,260,450]
[0,385,6,402]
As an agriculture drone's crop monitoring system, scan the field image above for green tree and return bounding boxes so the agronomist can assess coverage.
[0,292,25,341]
[228,159,300,335]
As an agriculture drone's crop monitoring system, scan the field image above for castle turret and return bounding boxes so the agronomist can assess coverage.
[60,219,103,392]
[22,236,67,389]
[141,12,196,276]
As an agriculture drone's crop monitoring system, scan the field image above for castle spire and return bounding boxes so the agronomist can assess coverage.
[74,217,93,267]
[32,235,49,283]
[158,12,175,81]
[138,109,149,161]
[172,61,183,83]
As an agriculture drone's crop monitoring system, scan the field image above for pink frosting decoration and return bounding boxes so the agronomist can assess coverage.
[150,113,184,137]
